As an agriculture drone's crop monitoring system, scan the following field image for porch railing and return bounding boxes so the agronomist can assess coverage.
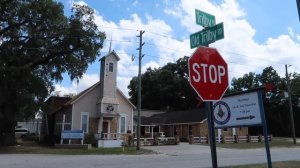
[94,133,123,140]
[193,135,272,144]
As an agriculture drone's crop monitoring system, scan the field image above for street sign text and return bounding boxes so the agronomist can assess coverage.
[192,63,226,84]
[195,9,216,27]
[188,47,228,101]
[212,91,262,128]
[190,22,224,49]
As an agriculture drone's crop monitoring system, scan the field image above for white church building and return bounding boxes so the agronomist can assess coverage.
[43,50,135,147]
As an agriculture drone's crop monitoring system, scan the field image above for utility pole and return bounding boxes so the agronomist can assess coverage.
[136,30,145,150]
[285,64,296,144]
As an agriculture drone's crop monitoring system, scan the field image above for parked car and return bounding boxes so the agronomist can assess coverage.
[15,128,30,138]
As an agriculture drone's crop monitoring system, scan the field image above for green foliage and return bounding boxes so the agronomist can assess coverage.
[129,61,300,137]
[84,133,97,147]
[128,56,200,111]
[0,0,105,146]
[224,66,300,137]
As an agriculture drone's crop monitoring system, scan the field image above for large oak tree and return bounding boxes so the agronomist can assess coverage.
[0,0,105,146]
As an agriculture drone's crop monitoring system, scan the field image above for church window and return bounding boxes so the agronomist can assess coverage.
[81,112,89,133]
[119,115,126,134]
[109,62,114,72]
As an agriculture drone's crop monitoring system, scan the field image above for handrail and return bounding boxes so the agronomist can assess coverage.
[94,133,123,140]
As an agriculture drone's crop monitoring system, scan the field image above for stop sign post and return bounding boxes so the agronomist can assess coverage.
[190,9,228,168]
[188,46,228,101]
[188,46,228,168]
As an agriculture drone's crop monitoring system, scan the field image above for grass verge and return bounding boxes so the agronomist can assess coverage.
[0,141,154,155]
[213,138,300,149]
[223,160,300,168]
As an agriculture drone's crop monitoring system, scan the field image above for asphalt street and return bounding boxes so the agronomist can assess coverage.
[1,143,300,168]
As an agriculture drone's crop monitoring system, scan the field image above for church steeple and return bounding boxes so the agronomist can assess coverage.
[108,36,112,53]
[99,50,120,108]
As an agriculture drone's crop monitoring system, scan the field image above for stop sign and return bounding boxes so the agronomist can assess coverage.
[188,46,228,101]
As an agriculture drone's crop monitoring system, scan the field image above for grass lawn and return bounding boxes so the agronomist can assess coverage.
[214,138,300,149]
[0,140,154,155]
[223,160,300,168]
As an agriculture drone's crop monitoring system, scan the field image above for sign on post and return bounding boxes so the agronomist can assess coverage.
[61,130,84,145]
[61,130,84,139]
[190,9,226,168]
[188,46,228,101]
[190,22,224,49]
[195,9,216,27]
[212,89,272,168]
[212,91,262,128]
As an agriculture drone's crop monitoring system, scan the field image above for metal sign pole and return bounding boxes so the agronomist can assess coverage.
[258,91,272,168]
[206,102,218,168]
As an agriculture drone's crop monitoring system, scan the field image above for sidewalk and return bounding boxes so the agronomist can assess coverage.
[143,142,233,155]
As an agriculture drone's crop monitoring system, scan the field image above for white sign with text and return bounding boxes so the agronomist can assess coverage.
[212,91,262,128]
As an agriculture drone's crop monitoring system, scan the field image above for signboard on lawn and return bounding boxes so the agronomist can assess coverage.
[212,91,262,128]
[61,130,84,140]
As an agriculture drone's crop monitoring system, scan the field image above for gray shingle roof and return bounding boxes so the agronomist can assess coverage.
[136,108,207,125]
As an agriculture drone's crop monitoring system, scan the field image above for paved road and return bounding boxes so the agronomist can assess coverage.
[1,143,300,168]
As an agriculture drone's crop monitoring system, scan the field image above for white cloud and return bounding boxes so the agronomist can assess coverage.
[54,74,99,96]
[60,0,300,97]
[117,76,133,98]
[92,9,182,95]
[164,6,183,18]
[53,84,77,96]
[166,0,300,80]
[69,0,88,7]
[142,61,160,72]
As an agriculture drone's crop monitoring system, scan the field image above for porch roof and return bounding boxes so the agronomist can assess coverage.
[136,108,207,125]
[102,113,121,118]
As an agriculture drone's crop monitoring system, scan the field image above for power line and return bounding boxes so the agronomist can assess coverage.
[98,25,137,31]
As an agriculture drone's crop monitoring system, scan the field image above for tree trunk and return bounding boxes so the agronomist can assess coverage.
[0,98,17,146]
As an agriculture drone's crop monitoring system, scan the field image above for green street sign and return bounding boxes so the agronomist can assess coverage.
[195,9,216,27]
[190,22,224,49]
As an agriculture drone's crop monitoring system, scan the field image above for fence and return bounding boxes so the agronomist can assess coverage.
[192,135,272,144]
[133,137,178,146]
[94,133,123,140]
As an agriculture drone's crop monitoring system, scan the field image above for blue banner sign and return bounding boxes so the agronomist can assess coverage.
[61,130,84,140]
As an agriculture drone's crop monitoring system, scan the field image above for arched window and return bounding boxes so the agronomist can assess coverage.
[109,62,114,72]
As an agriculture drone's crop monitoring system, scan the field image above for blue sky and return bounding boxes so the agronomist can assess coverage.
[54,0,300,97]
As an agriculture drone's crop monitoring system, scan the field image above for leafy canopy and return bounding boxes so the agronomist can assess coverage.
[0,0,105,146]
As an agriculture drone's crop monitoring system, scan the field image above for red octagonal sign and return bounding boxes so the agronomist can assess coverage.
[188,46,228,101]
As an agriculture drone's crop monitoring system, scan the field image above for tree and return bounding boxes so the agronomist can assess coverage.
[231,72,259,92]
[128,56,199,111]
[0,0,105,146]
[230,66,300,137]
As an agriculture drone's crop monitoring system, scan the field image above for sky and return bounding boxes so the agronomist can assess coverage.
[54,0,300,98]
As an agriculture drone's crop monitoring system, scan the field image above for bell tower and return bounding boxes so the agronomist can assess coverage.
[99,50,120,113]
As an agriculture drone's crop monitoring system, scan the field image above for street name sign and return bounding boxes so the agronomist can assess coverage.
[188,46,228,101]
[190,22,224,49]
[212,91,263,128]
[195,9,216,27]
